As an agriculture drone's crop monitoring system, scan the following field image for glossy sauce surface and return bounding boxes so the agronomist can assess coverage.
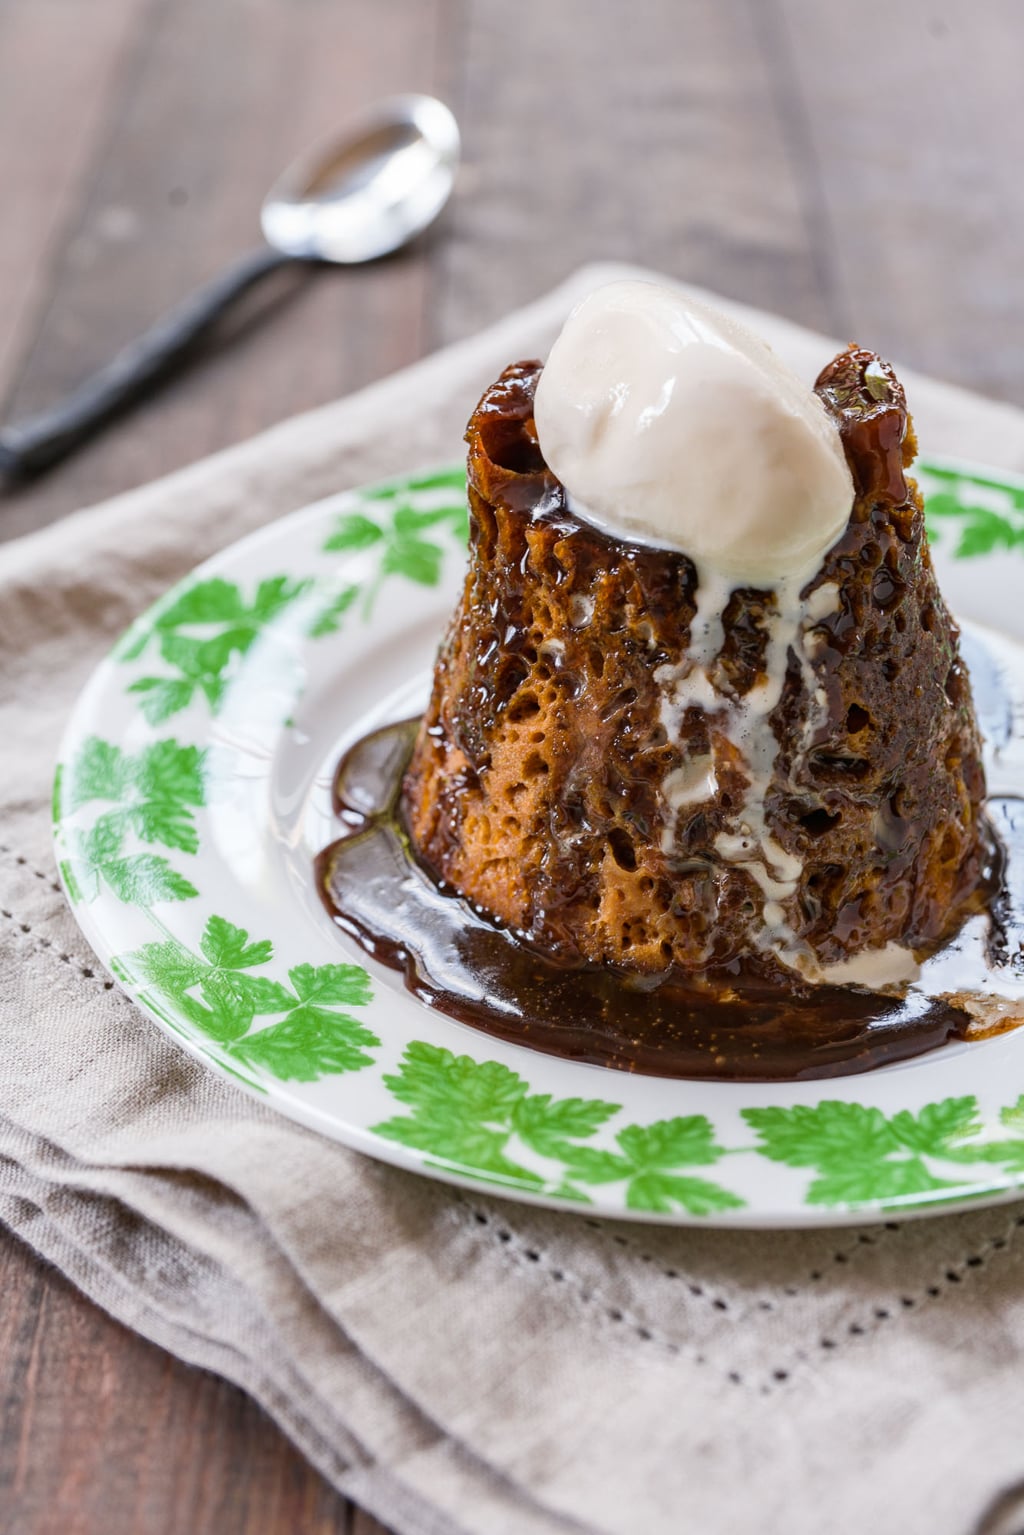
[315,634,1024,1081]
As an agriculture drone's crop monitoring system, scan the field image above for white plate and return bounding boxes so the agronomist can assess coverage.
[53,458,1024,1226]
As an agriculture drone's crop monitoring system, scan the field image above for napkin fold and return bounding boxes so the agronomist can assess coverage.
[6,265,1024,1535]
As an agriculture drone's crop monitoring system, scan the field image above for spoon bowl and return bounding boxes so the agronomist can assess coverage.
[262,95,460,264]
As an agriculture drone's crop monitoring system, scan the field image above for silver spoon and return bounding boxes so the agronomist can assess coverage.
[0,94,460,481]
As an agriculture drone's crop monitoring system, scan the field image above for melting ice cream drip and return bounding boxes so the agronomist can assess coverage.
[657,565,838,976]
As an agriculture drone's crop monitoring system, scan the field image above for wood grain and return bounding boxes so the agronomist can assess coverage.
[2,1,1024,1531]
[777,0,1024,403]
[0,1233,389,1535]
[430,0,835,350]
[0,0,154,400]
[431,0,1024,404]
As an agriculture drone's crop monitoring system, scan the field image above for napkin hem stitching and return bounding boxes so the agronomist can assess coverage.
[455,1192,1024,1393]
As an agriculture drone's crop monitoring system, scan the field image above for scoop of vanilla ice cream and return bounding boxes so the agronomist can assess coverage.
[533,281,854,585]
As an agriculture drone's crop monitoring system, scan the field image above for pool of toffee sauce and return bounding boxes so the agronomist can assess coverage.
[314,637,1024,1082]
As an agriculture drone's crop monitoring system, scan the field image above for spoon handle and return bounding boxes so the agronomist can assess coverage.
[0,244,296,482]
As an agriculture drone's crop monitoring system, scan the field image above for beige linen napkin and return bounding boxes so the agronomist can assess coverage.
[6,264,1024,1535]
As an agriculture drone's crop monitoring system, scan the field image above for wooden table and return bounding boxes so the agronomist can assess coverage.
[2,2,1021,1528]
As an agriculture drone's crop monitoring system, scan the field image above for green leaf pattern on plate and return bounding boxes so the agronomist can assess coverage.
[744,1095,1024,1208]
[920,462,1024,559]
[319,466,470,626]
[374,1041,743,1210]
[112,914,380,1083]
[59,735,204,906]
[372,1052,1024,1212]
[120,575,314,724]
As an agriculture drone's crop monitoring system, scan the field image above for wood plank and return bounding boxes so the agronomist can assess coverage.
[429,0,837,351]
[0,0,447,542]
[776,0,1024,406]
[0,0,156,401]
[0,1228,393,1535]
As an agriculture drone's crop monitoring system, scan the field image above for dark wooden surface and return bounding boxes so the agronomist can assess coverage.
[2,1,1022,1530]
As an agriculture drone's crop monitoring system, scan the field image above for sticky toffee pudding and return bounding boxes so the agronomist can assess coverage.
[317,283,1024,1080]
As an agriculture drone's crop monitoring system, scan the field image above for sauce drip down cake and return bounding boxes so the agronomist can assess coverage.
[402,283,986,992]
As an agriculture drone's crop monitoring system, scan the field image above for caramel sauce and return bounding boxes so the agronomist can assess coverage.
[314,630,1024,1082]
